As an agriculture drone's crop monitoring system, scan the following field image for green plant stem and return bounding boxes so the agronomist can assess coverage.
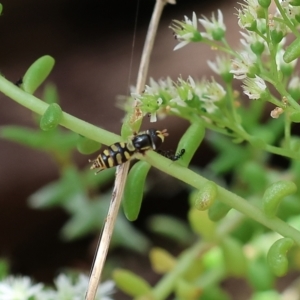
[141,151,300,245]
[273,0,300,37]
[152,210,243,299]
[2,75,300,244]
[152,241,211,300]
[284,112,291,149]
[0,76,119,145]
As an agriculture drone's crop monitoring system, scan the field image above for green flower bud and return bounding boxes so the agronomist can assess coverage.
[290,0,300,6]
[251,42,265,56]
[246,20,257,31]
[267,238,294,277]
[40,103,62,131]
[191,31,202,42]
[258,0,271,8]
[247,64,260,78]
[212,28,225,41]
[270,30,284,44]
[257,6,266,18]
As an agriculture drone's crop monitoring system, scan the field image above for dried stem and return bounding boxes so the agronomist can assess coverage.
[85,1,172,299]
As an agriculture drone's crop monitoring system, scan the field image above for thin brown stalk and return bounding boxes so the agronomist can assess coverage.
[85,1,174,299]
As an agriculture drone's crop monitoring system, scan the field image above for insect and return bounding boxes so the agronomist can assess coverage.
[89,128,185,173]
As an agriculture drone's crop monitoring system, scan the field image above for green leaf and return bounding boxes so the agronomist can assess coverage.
[262,181,297,218]
[113,269,152,297]
[22,55,55,94]
[77,135,101,154]
[1,126,52,149]
[174,279,201,300]
[283,37,300,63]
[247,256,275,291]
[147,215,194,245]
[188,208,216,241]
[43,83,59,104]
[208,200,231,222]
[193,181,218,211]
[123,161,151,221]
[176,121,205,167]
[40,103,62,131]
[220,236,247,277]
[267,238,294,277]
[149,248,176,274]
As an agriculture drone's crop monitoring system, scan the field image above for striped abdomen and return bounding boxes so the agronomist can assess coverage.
[89,142,135,172]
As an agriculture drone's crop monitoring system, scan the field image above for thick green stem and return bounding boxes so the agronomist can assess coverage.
[2,75,300,245]
[142,151,300,245]
[0,76,119,145]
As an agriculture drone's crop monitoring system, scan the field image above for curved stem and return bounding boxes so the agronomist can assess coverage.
[141,151,300,246]
[0,76,120,145]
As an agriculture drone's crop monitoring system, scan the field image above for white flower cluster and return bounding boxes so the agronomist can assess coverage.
[0,274,115,300]
[171,10,226,50]
[132,76,226,122]
[170,0,300,106]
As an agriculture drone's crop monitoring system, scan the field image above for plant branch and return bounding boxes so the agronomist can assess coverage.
[0,76,120,145]
[142,151,300,245]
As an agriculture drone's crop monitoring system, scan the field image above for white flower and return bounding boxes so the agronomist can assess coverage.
[207,56,232,75]
[198,9,226,40]
[170,12,201,50]
[236,0,259,29]
[240,31,265,48]
[54,274,115,300]
[230,51,256,79]
[193,78,225,113]
[170,96,187,107]
[0,276,44,300]
[242,75,267,99]
[205,78,226,102]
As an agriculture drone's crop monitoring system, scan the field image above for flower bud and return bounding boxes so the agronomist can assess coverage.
[258,0,271,8]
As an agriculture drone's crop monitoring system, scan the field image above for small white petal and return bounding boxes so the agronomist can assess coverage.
[173,41,189,51]
[150,113,157,122]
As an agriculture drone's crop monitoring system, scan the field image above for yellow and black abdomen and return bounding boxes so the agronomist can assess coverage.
[89,128,184,173]
[90,142,135,172]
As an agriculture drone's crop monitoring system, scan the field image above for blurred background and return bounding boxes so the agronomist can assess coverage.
[0,0,240,298]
